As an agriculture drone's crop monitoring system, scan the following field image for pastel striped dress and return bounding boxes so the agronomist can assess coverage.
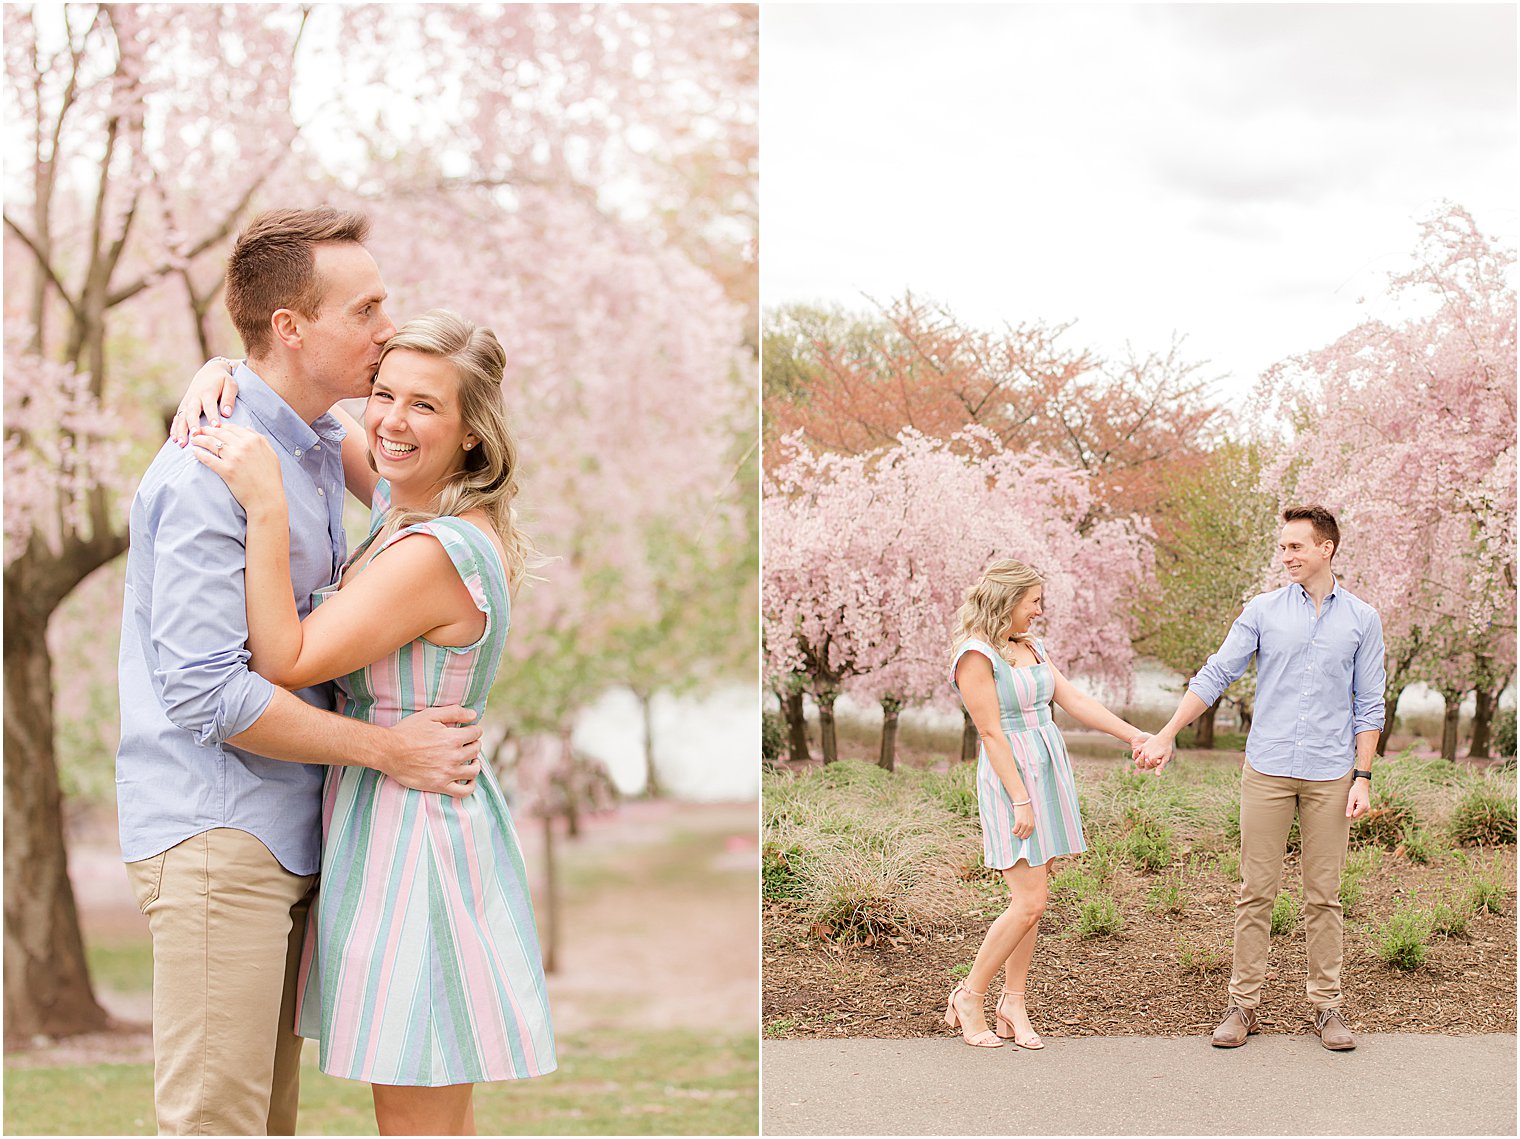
[951,638,1087,870]
[294,485,556,1086]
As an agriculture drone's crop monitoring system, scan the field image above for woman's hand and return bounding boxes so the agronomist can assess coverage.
[189,424,285,516]
[171,357,240,446]
[1012,800,1035,841]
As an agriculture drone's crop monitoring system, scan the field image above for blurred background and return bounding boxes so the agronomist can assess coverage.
[4,4,757,1133]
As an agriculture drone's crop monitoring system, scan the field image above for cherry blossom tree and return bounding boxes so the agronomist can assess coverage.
[763,428,1151,769]
[763,293,1224,523]
[1258,204,1516,761]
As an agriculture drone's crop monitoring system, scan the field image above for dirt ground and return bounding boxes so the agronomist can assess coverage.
[764,743,1517,1042]
[15,798,758,1068]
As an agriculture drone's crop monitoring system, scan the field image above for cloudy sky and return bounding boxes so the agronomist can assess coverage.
[762,4,1517,406]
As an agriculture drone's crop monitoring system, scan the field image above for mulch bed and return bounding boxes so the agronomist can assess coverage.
[764,748,1517,1040]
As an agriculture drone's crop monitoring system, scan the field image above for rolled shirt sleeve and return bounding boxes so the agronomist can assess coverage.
[1351,608,1387,736]
[1187,598,1262,709]
[145,463,276,745]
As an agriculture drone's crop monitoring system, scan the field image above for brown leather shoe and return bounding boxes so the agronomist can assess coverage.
[1211,1005,1259,1047]
[1315,1006,1356,1051]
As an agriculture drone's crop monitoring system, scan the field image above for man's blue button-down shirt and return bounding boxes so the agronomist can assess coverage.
[1188,581,1386,780]
[116,365,348,875]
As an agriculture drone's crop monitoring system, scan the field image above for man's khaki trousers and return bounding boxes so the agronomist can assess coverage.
[127,828,316,1136]
[1230,761,1353,1012]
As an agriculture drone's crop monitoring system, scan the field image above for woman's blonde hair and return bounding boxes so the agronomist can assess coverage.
[371,309,535,591]
[951,558,1043,663]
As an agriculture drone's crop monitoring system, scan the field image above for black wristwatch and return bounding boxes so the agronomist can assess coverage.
[1352,769,1372,782]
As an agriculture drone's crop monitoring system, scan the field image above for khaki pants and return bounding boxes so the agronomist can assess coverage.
[127,829,316,1136]
[1230,761,1353,1012]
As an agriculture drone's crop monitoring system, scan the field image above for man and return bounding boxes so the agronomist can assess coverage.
[1136,504,1385,1052]
[117,206,483,1135]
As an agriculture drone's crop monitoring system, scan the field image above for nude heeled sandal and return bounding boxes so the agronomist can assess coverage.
[945,981,1003,1048]
[995,991,1045,1049]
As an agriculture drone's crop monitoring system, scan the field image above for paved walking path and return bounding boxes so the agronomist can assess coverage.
[763,1035,1517,1135]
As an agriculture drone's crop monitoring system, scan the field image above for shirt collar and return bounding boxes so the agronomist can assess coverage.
[233,363,347,454]
[1293,579,1339,605]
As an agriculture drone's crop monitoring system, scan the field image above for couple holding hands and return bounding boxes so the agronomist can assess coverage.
[947,505,1385,1053]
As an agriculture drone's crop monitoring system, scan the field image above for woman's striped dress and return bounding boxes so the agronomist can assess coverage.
[951,638,1087,870]
[294,486,556,1086]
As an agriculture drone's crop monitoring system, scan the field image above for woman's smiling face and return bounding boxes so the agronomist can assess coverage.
[365,348,478,505]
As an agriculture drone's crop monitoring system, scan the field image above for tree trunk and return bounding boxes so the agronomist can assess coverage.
[1439,689,1464,763]
[558,727,580,838]
[816,690,839,765]
[782,689,811,765]
[636,689,661,798]
[3,614,109,1044]
[1467,674,1510,759]
[539,813,559,975]
[878,697,903,773]
[1193,701,1219,749]
[960,709,978,762]
[1378,683,1406,757]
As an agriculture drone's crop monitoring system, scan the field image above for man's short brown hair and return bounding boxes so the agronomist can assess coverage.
[1282,503,1340,556]
[224,207,371,357]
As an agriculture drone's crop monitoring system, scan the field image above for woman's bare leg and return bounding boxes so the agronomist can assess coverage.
[955,860,1049,1037]
[372,1083,475,1136]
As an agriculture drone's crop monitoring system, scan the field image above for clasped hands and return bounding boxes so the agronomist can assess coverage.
[1131,730,1173,773]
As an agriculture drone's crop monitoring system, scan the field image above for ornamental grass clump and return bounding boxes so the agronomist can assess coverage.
[1447,783,1517,847]
[762,760,978,941]
[1351,785,1419,851]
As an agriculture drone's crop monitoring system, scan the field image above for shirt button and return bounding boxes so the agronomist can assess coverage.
[294,448,302,458]
[313,443,322,451]
[317,487,324,497]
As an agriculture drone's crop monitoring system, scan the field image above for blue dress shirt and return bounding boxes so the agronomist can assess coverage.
[1188,582,1386,780]
[116,365,349,875]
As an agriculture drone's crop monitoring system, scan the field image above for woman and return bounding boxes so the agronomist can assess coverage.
[182,310,554,1133]
[946,559,1147,1049]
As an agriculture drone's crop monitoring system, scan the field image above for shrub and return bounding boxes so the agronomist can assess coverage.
[1176,936,1228,975]
[1344,846,1384,877]
[1447,784,1517,847]
[1083,838,1121,884]
[1374,905,1433,970]
[1492,707,1517,760]
[1429,899,1470,937]
[761,711,785,765]
[1338,875,1363,916]
[1400,827,1439,865]
[1351,786,1419,850]
[762,842,804,900]
[1270,890,1300,936]
[1076,893,1124,938]
[1146,878,1184,915]
[1125,817,1176,873]
[1464,875,1507,915]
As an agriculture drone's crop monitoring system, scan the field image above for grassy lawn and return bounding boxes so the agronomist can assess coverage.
[5,1029,757,1136]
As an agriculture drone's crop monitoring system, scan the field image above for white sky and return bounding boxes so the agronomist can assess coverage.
[761,3,1518,406]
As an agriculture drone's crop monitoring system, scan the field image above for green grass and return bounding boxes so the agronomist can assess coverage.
[86,938,154,995]
[1270,890,1300,936]
[4,1030,757,1136]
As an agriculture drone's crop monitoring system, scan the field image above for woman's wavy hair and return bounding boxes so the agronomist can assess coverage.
[371,309,536,591]
[950,558,1043,663]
